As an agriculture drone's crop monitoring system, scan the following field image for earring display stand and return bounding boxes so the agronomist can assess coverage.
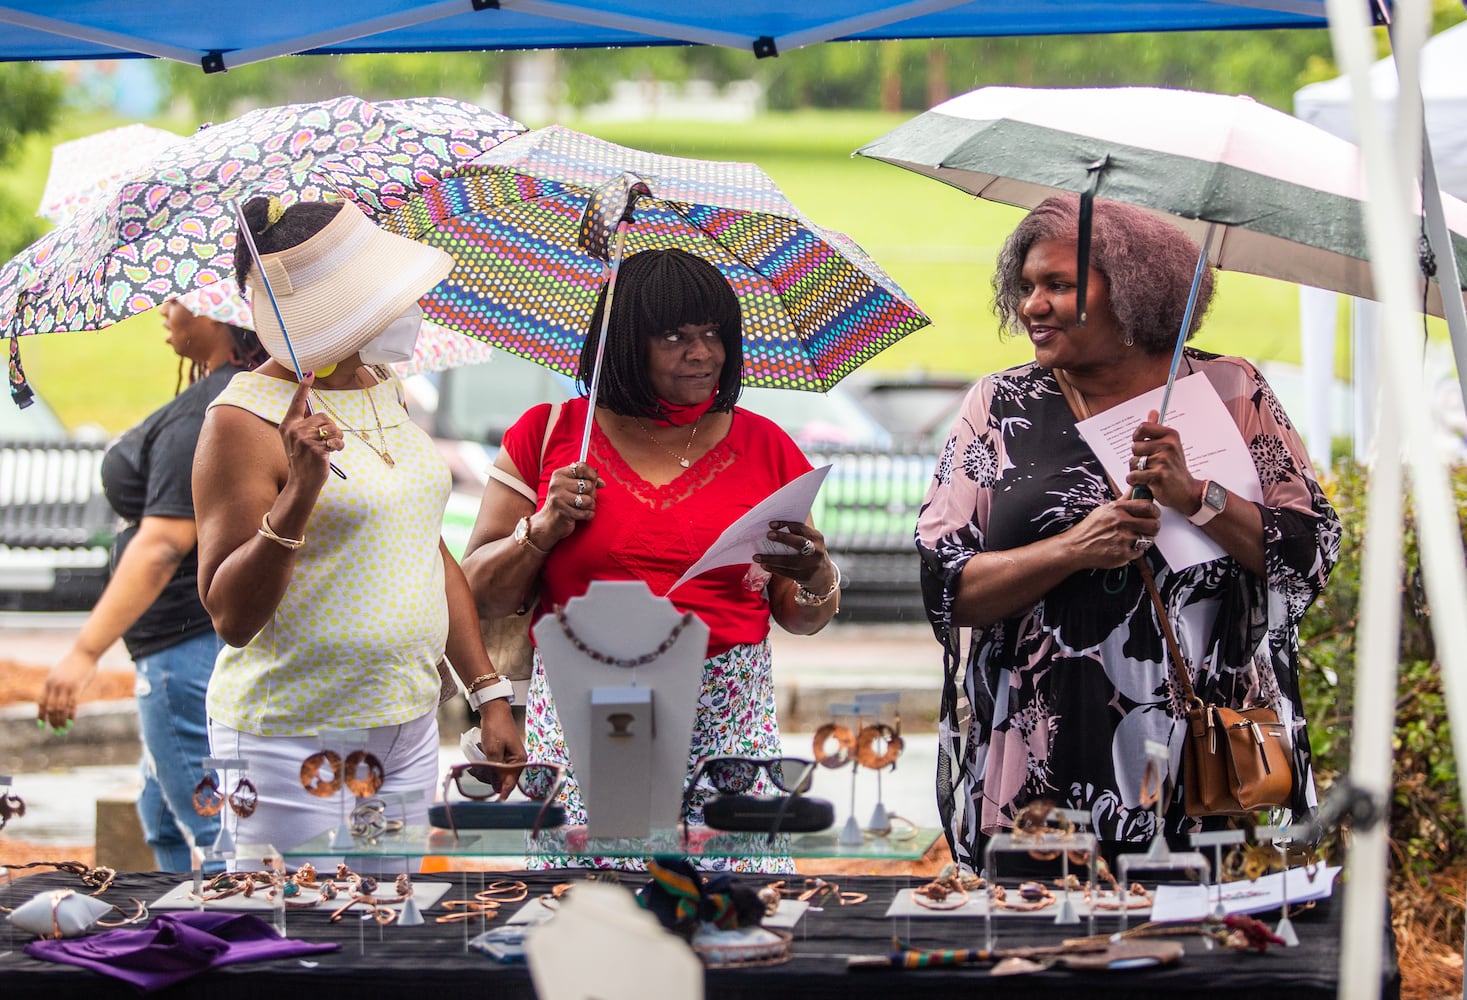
[1255,823,1301,946]
[1116,848,1210,933]
[853,690,901,836]
[534,581,706,839]
[202,757,248,860]
[1140,739,1172,861]
[1190,829,1247,920]
[981,831,1098,948]
[824,701,865,847]
[323,729,369,850]
[1053,809,1093,925]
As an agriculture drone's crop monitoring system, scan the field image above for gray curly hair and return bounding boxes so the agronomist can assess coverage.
[992,195,1214,354]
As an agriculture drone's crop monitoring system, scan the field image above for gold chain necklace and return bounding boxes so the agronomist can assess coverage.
[632,415,700,469]
[310,386,395,468]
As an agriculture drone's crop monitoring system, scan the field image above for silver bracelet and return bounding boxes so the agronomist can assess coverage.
[793,561,842,607]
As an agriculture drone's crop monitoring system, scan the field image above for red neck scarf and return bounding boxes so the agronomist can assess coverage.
[652,392,716,427]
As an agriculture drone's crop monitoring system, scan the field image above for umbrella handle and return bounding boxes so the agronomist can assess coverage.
[1129,224,1216,501]
[232,198,347,482]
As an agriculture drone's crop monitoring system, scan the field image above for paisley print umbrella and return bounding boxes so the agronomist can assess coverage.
[376,125,929,393]
[1,95,524,339]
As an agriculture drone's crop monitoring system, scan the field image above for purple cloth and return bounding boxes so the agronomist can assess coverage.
[24,911,338,992]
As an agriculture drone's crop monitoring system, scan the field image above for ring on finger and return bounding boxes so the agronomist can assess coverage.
[318,426,330,440]
[574,495,584,509]
[1133,537,1152,551]
[577,479,586,495]
[800,539,816,557]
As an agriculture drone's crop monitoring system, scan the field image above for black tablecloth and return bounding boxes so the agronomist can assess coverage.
[0,871,1398,999]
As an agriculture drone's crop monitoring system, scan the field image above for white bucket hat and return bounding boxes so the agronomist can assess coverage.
[245,199,453,372]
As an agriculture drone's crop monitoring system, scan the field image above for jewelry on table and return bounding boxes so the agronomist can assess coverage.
[1138,758,1161,808]
[552,605,694,667]
[94,898,149,927]
[812,723,855,768]
[1012,799,1077,861]
[0,790,25,829]
[343,750,385,797]
[4,861,116,895]
[227,777,258,817]
[633,414,701,468]
[991,881,1056,912]
[310,386,394,468]
[300,751,344,797]
[913,879,970,911]
[477,879,529,903]
[855,720,904,770]
[795,878,866,907]
[437,899,503,923]
[191,774,226,817]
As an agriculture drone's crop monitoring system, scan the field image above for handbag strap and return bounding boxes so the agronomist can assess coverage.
[1052,369,1200,709]
[486,401,565,504]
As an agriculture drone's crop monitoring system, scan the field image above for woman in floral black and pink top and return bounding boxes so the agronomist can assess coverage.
[917,195,1340,870]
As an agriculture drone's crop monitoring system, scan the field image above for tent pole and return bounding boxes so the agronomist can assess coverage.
[0,4,199,63]
[1327,4,1467,1000]
[1417,133,1467,418]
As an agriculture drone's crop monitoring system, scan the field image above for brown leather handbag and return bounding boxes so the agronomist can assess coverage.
[1053,368,1294,818]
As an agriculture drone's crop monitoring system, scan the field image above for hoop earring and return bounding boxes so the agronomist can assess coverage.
[0,791,25,830]
[300,750,344,798]
[192,775,225,817]
[812,724,855,768]
[855,723,904,770]
[228,777,258,818]
[344,750,385,797]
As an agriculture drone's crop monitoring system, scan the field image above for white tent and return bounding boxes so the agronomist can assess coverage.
[1292,22,1467,465]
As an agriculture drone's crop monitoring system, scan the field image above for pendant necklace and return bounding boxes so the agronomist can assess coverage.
[310,385,395,468]
[633,415,700,468]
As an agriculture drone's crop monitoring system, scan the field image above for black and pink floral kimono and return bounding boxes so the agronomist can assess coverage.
[916,351,1340,869]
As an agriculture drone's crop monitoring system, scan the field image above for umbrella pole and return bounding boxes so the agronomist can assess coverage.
[232,199,346,481]
[578,226,629,464]
[1130,223,1216,500]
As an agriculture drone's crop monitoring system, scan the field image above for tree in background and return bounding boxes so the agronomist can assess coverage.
[0,64,61,262]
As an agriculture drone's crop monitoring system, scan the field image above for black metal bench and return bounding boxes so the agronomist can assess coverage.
[0,440,113,611]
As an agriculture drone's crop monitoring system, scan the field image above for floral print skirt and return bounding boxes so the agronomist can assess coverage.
[522,639,791,873]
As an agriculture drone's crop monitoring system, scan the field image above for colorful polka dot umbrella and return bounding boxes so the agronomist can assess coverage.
[375,125,930,393]
[1,96,524,343]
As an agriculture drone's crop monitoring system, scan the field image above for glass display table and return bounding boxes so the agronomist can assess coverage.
[264,824,941,861]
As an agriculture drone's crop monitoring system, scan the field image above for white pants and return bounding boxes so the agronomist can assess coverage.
[208,710,440,875]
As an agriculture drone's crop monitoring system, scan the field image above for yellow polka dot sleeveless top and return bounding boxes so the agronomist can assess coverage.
[205,370,451,737]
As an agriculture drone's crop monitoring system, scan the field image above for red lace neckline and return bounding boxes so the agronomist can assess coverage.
[591,416,736,509]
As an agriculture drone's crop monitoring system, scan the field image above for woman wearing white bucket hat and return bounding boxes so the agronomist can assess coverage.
[192,196,524,864]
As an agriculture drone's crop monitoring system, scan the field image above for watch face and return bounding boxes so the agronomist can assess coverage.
[513,517,528,543]
[1204,480,1228,512]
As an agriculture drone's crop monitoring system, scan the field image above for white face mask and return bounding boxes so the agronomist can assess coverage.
[359,302,423,365]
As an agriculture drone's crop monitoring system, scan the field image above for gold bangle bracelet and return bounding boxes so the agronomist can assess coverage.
[465,672,505,695]
[258,511,305,550]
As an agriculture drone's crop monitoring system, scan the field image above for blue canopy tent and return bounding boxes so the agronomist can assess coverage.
[0,0,1338,69]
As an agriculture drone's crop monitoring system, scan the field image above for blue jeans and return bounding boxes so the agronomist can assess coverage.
[135,630,223,871]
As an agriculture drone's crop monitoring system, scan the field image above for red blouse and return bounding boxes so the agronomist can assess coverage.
[501,396,813,657]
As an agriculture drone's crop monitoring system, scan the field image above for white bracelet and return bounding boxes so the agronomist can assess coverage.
[793,561,842,607]
[467,678,515,710]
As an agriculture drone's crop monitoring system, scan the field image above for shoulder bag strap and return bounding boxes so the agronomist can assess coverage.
[484,401,565,504]
[1052,369,1199,708]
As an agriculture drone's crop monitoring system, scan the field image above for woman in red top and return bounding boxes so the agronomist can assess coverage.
[462,249,840,866]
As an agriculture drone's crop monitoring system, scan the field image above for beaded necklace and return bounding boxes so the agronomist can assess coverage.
[552,605,695,667]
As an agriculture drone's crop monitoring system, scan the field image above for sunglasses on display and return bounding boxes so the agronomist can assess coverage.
[437,762,567,842]
[681,755,819,846]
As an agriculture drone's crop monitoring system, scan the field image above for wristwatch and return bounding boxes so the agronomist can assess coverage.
[1188,480,1228,526]
[513,515,549,556]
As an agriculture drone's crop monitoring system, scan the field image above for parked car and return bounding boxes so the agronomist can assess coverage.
[422,354,941,622]
[0,394,114,612]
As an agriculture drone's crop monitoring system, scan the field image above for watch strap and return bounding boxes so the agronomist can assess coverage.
[1188,481,1225,526]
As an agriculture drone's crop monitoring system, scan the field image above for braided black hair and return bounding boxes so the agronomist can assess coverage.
[576,248,743,419]
[232,197,342,294]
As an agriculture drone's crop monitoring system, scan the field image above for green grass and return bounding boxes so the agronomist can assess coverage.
[4,107,1413,435]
